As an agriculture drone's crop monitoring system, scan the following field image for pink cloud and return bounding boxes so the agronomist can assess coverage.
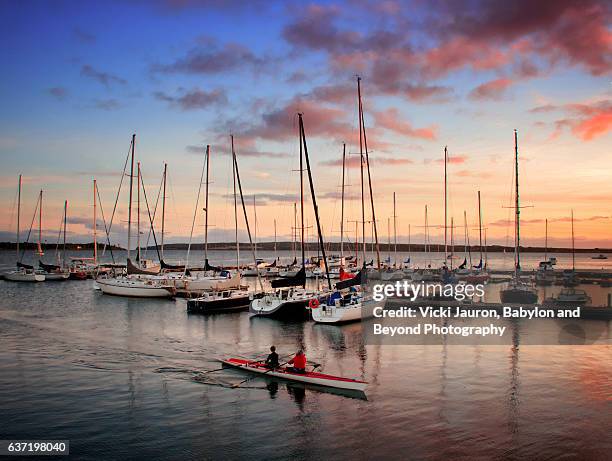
[469,78,514,100]
[373,108,437,140]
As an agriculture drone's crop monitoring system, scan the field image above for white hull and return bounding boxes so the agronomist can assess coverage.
[97,278,175,298]
[174,275,241,291]
[312,303,364,323]
[4,271,45,282]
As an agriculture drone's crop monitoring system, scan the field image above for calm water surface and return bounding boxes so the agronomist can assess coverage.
[1,250,611,460]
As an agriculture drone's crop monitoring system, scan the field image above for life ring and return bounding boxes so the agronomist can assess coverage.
[309,298,320,309]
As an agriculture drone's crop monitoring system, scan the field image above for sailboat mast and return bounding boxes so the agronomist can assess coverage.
[253,195,257,260]
[16,174,21,260]
[127,134,135,262]
[204,145,210,264]
[340,143,346,261]
[299,118,305,273]
[514,129,521,275]
[358,76,381,269]
[357,79,366,266]
[444,146,448,263]
[63,200,67,266]
[544,218,548,261]
[137,162,141,265]
[93,179,97,264]
[273,219,277,261]
[571,209,575,271]
[393,192,397,267]
[232,144,264,291]
[478,190,483,267]
[38,189,43,255]
[464,210,468,261]
[387,217,391,264]
[293,202,297,262]
[299,113,331,289]
[231,136,240,269]
[161,163,167,260]
[450,216,454,270]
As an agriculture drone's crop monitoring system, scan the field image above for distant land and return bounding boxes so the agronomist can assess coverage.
[1,241,610,254]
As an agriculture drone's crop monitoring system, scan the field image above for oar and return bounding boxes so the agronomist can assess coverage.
[231,360,290,388]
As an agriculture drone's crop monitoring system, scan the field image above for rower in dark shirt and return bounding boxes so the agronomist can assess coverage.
[265,345,279,369]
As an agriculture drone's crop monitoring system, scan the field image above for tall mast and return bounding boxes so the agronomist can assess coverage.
[408,223,411,266]
[253,195,257,260]
[544,218,548,262]
[387,217,391,264]
[444,146,448,263]
[358,79,366,266]
[571,209,575,271]
[204,145,210,264]
[299,113,331,289]
[273,219,277,261]
[299,115,305,274]
[232,141,264,291]
[450,216,454,270]
[358,76,381,269]
[293,202,297,262]
[137,162,141,265]
[231,136,240,269]
[16,174,21,260]
[63,200,67,266]
[37,189,44,256]
[127,134,135,262]
[340,143,346,261]
[463,210,468,262]
[514,129,521,275]
[161,163,167,260]
[393,192,397,267]
[478,190,483,268]
[93,179,98,264]
[38,189,43,256]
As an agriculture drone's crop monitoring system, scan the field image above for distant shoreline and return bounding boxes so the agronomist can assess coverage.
[1,241,610,254]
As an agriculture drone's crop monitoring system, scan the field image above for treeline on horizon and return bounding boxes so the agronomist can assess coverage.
[1,241,609,253]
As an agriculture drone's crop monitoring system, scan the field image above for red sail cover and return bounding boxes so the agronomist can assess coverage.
[339,267,355,281]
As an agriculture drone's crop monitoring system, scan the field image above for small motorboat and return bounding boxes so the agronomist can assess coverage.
[544,288,592,307]
[220,358,368,392]
[592,254,608,260]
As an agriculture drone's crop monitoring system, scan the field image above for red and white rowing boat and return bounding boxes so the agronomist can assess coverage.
[220,358,368,392]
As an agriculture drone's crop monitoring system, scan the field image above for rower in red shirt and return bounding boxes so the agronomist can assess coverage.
[287,350,307,373]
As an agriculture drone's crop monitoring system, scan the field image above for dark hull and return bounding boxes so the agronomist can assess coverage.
[187,295,250,314]
[500,289,538,304]
[250,299,310,320]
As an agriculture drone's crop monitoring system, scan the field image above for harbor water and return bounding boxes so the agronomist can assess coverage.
[1,250,611,460]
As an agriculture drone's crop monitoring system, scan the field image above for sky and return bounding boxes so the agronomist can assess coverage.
[0,0,610,250]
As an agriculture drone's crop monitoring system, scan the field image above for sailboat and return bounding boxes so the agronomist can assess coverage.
[561,210,579,287]
[381,192,403,281]
[186,136,253,313]
[157,148,241,293]
[500,129,538,304]
[250,113,329,319]
[39,198,70,280]
[535,218,555,286]
[97,134,175,298]
[4,175,45,282]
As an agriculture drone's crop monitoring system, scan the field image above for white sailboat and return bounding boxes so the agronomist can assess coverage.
[97,134,176,298]
[251,113,331,319]
[500,129,538,304]
[5,176,45,282]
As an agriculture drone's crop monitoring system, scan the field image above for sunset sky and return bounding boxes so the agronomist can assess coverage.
[1,0,610,249]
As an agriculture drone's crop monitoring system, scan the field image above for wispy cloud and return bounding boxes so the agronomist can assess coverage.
[81,64,127,86]
[154,88,227,110]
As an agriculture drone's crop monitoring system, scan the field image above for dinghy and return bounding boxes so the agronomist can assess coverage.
[220,358,367,392]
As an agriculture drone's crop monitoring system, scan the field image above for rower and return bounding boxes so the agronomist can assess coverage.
[287,350,306,374]
[264,345,279,369]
